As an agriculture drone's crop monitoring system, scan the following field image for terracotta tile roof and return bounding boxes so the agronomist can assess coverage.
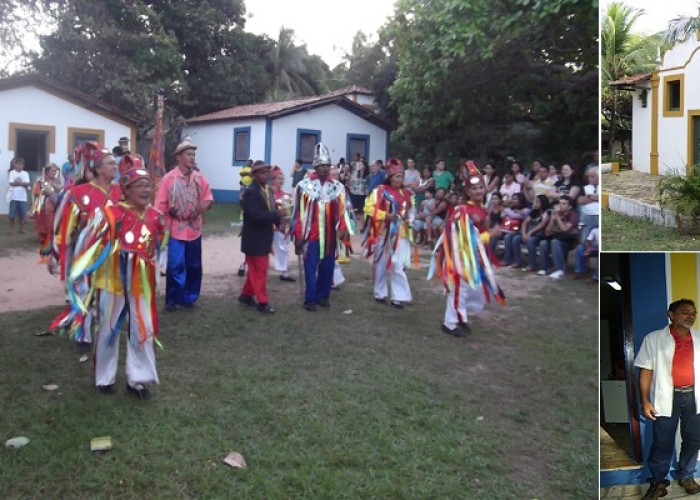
[0,72,139,123]
[186,85,380,125]
[609,72,652,86]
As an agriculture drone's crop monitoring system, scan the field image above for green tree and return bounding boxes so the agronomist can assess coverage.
[266,27,329,101]
[387,0,598,168]
[601,1,659,155]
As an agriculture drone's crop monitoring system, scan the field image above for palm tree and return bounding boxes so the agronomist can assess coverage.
[601,1,660,155]
[267,27,329,101]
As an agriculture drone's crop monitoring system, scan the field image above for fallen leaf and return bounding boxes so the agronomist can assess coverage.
[224,451,247,469]
[78,354,89,363]
[42,384,59,391]
[5,436,29,449]
[343,309,353,315]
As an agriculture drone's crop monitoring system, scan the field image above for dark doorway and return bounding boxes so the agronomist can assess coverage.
[15,130,49,174]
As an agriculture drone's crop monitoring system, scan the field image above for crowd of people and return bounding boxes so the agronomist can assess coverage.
[5,140,598,399]
[324,155,599,282]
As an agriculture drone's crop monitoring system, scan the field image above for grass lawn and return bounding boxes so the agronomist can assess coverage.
[602,210,700,251]
[0,204,598,498]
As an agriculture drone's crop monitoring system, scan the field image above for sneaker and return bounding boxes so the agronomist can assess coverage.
[549,270,565,279]
[304,301,317,312]
[441,324,464,337]
[536,270,547,276]
[391,301,404,309]
[238,295,256,307]
[280,275,296,282]
[126,383,150,400]
[375,297,387,305]
[522,266,536,272]
[679,478,700,495]
[318,299,330,307]
[257,303,275,315]
[641,482,668,500]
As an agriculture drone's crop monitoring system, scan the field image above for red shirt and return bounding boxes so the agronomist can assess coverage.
[670,326,695,387]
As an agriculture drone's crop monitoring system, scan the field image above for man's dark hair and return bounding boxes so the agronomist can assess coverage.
[669,299,696,313]
[560,195,573,205]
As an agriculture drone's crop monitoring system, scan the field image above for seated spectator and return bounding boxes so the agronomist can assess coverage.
[424,187,449,246]
[499,171,521,203]
[525,162,556,203]
[571,225,599,282]
[412,188,435,244]
[547,164,560,183]
[578,166,599,241]
[491,192,530,256]
[538,195,579,279]
[488,191,504,232]
[483,163,500,204]
[548,164,582,204]
[514,194,552,271]
[510,161,527,185]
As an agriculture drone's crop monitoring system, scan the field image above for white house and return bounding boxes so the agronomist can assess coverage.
[183,86,391,202]
[616,33,700,176]
[0,73,138,214]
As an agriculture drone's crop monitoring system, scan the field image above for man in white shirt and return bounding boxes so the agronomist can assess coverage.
[635,299,700,499]
[7,156,31,234]
[578,166,599,242]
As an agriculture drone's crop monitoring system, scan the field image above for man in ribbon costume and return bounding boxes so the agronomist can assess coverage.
[238,161,283,314]
[292,143,354,312]
[428,161,505,337]
[154,140,213,311]
[55,164,167,398]
[50,143,122,345]
[363,157,416,309]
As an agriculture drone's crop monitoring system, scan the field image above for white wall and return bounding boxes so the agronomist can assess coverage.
[183,118,267,195]
[0,85,134,214]
[184,102,388,195]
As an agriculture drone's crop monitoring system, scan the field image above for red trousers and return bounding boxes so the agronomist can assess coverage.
[242,254,270,304]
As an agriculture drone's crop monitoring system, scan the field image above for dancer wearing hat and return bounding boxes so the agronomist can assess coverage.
[50,143,122,345]
[238,161,284,314]
[52,164,166,398]
[292,144,354,311]
[154,140,213,311]
[363,157,415,309]
[428,161,505,337]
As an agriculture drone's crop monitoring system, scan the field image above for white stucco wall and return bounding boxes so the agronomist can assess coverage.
[654,38,700,175]
[183,102,388,198]
[184,118,267,196]
[0,85,134,214]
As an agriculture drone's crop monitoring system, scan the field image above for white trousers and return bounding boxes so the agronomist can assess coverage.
[94,290,159,387]
[373,237,412,302]
[333,261,345,286]
[272,231,290,276]
[443,278,487,329]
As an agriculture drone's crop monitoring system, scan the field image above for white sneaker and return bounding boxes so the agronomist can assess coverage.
[536,270,547,276]
[549,270,565,279]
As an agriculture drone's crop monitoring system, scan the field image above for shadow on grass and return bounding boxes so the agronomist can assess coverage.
[0,257,597,498]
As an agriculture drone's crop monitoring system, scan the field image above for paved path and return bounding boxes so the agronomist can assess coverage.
[602,170,662,206]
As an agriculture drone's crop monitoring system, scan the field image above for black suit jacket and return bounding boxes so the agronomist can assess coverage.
[240,182,281,256]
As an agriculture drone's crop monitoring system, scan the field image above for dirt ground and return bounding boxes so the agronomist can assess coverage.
[0,232,568,314]
[0,235,246,314]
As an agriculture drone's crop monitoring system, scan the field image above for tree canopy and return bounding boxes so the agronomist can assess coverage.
[1,0,598,170]
[386,0,598,168]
